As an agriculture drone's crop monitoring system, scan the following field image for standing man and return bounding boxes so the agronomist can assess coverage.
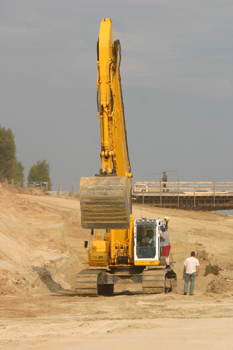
[162,172,167,192]
[159,226,170,269]
[183,251,200,295]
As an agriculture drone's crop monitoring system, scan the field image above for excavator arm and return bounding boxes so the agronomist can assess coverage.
[80,18,133,229]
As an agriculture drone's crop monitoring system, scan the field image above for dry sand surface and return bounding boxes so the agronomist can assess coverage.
[0,183,233,349]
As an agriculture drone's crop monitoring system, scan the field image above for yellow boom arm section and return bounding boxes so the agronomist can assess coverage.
[97,18,132,178]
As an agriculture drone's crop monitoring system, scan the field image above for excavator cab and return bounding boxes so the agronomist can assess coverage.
[134,218,164,266]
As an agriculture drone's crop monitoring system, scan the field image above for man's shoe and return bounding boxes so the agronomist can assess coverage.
[184,293,187,295]
[166,265,171,269]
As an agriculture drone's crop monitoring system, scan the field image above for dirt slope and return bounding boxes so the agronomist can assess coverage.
[1,183,233,297]
[0,183,233,350]
[0,183,85,296]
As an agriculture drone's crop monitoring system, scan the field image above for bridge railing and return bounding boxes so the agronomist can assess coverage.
[132,181,233,195]
[4,179,233,197]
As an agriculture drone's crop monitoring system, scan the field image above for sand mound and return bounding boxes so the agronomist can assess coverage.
[2,182,46,195]
[0,183,83,296]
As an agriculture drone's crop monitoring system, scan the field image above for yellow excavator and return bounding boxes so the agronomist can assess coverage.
[76,18,177,296]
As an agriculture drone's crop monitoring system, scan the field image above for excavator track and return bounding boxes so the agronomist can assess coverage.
[75,268,176,296]
[142,268,166,294]
[75,269,114,296]
[142,268,177,294]
[75,270,102,296]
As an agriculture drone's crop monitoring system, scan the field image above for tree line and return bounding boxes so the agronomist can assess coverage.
[0,125,51,190]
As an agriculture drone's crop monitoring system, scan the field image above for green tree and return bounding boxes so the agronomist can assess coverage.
[28,160,52,190]
[13,159,25,182]
[0,125,16,180]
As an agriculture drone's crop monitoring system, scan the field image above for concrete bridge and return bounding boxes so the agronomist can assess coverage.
[132,181,233,211]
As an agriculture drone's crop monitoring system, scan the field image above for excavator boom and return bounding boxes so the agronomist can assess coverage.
[80,18,132,229]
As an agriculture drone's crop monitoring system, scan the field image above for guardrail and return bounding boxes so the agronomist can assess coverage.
[132,181,233,210]
[2,178,233,211]
[133,181,233,195]
[3,180,79,195]
[4,180,48,189]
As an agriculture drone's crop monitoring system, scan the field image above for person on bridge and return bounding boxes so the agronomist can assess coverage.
[183,251,200,295]
[162,172,167,192]
[159,226,170,269]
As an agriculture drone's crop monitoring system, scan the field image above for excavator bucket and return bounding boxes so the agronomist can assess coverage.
[80,176,131,229]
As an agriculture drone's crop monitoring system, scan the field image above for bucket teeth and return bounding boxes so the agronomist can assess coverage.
[80,176,131,229]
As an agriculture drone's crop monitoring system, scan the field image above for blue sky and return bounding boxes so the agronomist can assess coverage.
[1,1,233,190]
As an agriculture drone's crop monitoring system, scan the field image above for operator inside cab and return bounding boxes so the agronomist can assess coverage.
[136,226,156,259]
[141,230,154,245]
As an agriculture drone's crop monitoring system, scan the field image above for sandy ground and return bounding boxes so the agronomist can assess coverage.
[0,183,233,349]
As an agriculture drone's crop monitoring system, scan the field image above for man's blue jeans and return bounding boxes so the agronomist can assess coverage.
[184,272,196,295]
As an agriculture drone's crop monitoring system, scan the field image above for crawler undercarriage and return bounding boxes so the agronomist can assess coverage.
[75,266,177,296]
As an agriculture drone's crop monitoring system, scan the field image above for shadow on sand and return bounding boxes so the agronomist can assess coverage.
[32,266,74,296]
[32,266,142,297]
